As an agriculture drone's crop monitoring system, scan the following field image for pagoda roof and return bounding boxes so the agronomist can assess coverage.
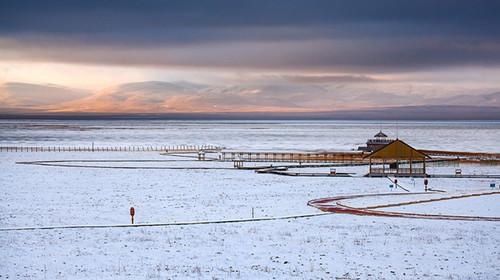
[374,131,388,138]
[365,139,430,160]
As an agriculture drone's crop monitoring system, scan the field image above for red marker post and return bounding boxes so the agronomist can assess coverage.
[130,207,135,224]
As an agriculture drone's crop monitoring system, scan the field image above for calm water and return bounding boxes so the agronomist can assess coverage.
[0,119,499,152]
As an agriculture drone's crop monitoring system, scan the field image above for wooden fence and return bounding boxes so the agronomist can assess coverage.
[0,145,222,153]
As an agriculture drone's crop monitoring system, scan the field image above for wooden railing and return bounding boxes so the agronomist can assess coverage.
[0,145,222,153]
[370,168,425,174]
[221,151,367,163]
[420,149,500,160]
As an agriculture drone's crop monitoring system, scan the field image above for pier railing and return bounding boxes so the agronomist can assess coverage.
[0,145,222,153]
[221,151,367,163]
[419,149,500,161]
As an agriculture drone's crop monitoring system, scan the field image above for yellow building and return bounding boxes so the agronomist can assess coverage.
[365,139,430,177]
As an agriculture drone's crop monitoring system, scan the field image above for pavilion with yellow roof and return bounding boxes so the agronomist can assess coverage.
[364,139,430,177]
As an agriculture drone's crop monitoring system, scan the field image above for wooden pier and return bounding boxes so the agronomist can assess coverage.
[419,149,500,161]
[220,151,366,163]
[1,143,498,163]
[220,149,499,164]
[0,144,221,153]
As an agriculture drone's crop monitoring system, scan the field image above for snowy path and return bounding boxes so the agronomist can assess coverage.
[309,191,500,221]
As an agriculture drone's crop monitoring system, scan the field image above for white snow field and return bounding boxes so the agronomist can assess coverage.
[1,120,499,279]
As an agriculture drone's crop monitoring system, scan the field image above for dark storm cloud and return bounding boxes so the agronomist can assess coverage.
[2,0,499,33]
[1,0,500,71]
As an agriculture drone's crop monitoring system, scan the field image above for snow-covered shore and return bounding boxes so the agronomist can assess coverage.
[1,151,499,279]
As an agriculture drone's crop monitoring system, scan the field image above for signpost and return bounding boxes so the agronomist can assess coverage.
[130,207,135,224]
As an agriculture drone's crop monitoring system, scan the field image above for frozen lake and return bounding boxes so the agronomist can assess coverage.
[0,120,499,279]
[1,119,500,152]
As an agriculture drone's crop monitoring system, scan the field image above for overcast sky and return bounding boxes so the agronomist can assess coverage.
[1,0,500,113]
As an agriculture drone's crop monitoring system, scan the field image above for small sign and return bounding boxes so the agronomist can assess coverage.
[130,207,135,224]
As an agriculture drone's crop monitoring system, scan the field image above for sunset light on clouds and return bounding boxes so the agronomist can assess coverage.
[1,1,500,116]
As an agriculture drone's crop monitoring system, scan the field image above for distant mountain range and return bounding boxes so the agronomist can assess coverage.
[2,105,499,120]
[1,81,499,120]
[428,92,500,107]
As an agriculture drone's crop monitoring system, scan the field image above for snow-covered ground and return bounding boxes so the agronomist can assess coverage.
[1,120,499,279]
[381,194,499,217]
[1,151,499,279]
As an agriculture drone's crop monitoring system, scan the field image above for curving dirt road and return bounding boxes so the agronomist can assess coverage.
[308,191,500,221]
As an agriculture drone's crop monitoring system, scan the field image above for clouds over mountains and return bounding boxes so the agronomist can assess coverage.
[0,82,90,108]
[1,1,499,117]
[2,81,499,114]
[1,1,500,72]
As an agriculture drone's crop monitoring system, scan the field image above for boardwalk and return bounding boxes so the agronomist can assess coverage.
[1,144,498,163]
[221,149,500,163]
[0,144,221,153]
[420,149,500,161]
[221,151,366,163]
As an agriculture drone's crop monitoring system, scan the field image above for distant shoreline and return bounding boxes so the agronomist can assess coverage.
[2,105,500,121]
